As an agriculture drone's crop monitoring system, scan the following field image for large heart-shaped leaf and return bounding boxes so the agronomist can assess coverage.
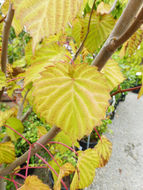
[33,62,110,142]
[13,0,83,50]
[72,12,115,53]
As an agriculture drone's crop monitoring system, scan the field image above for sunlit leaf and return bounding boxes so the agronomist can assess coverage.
[0,141,16,164]
[0,70,6,91]
[72,12,115,53]
[94,135,112,167]
[54,163,75,190]
[24,41,69,86]
[120,28,143,57]
[33,62,110,143]
[102,59,125,90]
[6,117,24,141]
[13,0,83,50]
[37,126,79,153]
[71,149,99,189]
[138,69,143,98]
[18,175,51,190]
[0,108,17,127]
[97,2,111,15]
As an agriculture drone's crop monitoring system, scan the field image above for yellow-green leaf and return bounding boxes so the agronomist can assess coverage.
[102,59,125,91]
[54,163,75,190]
[18,175,51,190]
[72,12,115,53]
[6,117,24,141]
[97,2,111,15]
[24,41,69,86]
[0,108,17,127]
[33,62,110,143]
[0,70,6,90]
[0,141,16,164]
[13,0,83,50]
[71,149,99,189]
[37,126,79,153]
[94,135,112,167]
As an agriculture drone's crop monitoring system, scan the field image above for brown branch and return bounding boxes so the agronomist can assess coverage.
[70,0,96,63]
[0,126,61,176]
[0,4,14,101]
[92,0,143,70]
[111,86,141,97]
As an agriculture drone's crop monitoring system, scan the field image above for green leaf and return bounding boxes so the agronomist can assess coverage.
[101,59,125,91]
[0,70,6,91]
[33,62,110,143]
[13,0,83,50]
[6,117,24,141]
[0,141,16,164]
[71,149,99,189]
[94,135,112,167]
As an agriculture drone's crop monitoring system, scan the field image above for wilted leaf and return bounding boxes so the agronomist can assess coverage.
[94,135,112,167]
[0,108,17,127]
[0,141,16,164]
[13,0,83,50]
[71,149,99,189]
[6,117,24,141]
[33,62,110,143]
[102,59,125,91]
[18,175,51,190]
[54,163,75,190]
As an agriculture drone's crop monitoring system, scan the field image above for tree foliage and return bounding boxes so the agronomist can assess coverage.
[0,0,143,189]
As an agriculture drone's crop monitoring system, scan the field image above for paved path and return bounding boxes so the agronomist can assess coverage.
[85,92,143,190]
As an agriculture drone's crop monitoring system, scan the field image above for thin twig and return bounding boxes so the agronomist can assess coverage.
[108,0,118,14]
[0,16,6,24]
[0,126,61,176]
[111,85,141,97]
[21,107,32,122]
[17,89,30,120]
[70,0,96,64]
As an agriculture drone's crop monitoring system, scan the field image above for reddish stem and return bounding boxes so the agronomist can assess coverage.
[48,141,78,156]
[35,142,60,168]
[25,145,32,177]
[0,176,21,186]
[111,85,141,97]
[0,16,6,23]
[7,77,24,83]
[94,127,102,142]
[5,125,31,146]
[35,153,68,190]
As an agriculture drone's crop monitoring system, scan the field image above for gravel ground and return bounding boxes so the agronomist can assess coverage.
[85,92,143,190]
